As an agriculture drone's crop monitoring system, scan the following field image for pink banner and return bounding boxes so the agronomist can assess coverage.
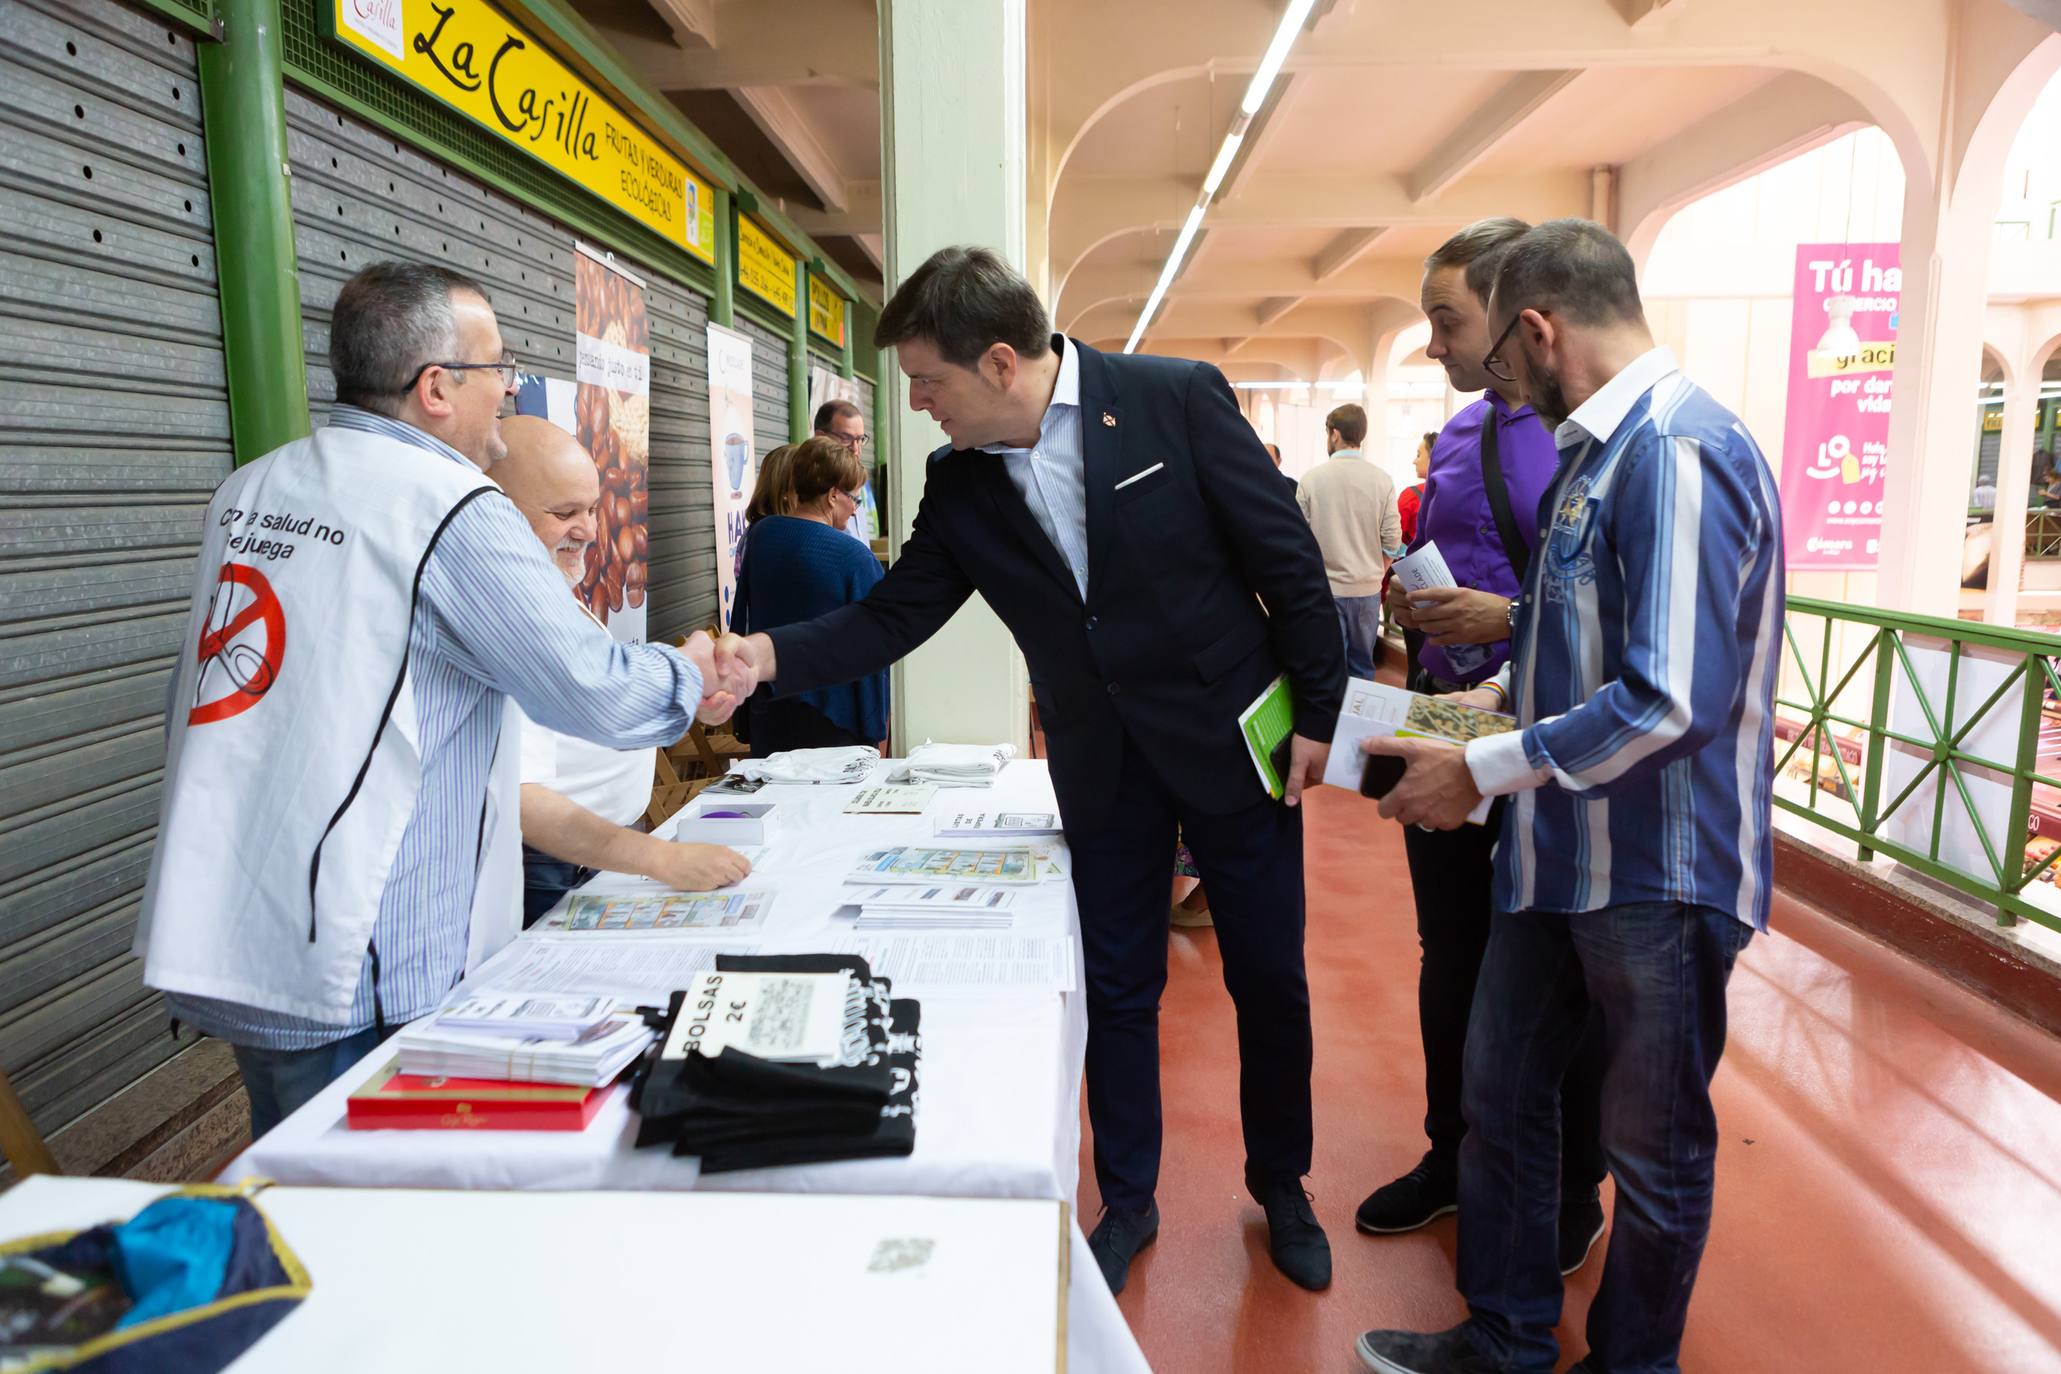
[1779,242,1900,570]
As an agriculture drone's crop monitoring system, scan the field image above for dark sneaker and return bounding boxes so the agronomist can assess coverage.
[1356,1151,1458,1234]
[1087,1201,1159,1295]
[1558,1190,1606,1275]
[1249,1175,1332,1290]
[1355,1324,1502,1374]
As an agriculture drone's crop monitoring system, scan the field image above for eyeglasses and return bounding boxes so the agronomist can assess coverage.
[828,430,870,453]
[1482,310,1529,384]
[401,355,517,392]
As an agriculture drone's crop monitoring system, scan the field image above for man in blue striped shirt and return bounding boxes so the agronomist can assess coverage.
[1356,221,1782,1374]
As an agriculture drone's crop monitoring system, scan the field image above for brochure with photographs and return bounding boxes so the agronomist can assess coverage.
[538,889,774,934]
[848,845,1040,885]
[1322,677,1514,824]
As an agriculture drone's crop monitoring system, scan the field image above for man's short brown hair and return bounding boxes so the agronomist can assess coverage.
[1326,403,1368,448]
[1424,217,1531,307]
[874,246,1052,368]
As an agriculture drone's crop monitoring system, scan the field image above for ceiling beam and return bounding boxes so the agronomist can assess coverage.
[1314,227,1389,282]
[789,180,883,238]
[1405,69,1580,202]
[733,86,848,211]
[597,7,878,92]
[647,0,716,49]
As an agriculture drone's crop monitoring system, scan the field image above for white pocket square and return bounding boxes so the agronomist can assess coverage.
[1114,462,1165,491]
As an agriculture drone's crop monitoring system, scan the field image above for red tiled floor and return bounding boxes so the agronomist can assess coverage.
[1078,785,2061,1373]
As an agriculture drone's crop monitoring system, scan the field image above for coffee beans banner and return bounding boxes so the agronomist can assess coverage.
[574,246,652,641]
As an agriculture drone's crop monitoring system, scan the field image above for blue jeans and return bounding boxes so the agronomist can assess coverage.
[1457,902,1755,1374]
[232,1026,390,1139]
[1335,593,1383,679]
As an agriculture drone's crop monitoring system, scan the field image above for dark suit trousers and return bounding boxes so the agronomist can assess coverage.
[1066,734,1314,1212]
[1402,815,1607,1196]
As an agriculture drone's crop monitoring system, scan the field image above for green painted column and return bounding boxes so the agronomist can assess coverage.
[789,258,809,442]
[838,301,856,380]
[198,0,308,464]
[711,187,735,328]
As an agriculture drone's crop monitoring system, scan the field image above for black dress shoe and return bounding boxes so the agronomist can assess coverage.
[1087,1201,1159,1295]
[1559,1189,1606,1274]
[1249,1174,1332,1290]
[1355,1324,1502,1373]
[1356,1150,1459,1234]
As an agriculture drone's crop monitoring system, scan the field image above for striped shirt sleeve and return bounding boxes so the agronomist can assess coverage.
[1473,430,1765,797]
[420,492,702,748]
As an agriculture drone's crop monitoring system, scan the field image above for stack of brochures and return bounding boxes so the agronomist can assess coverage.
[630,954,920,1172]
[934,810,1064,838]
[844,883,1018,932]
[390,991,657,1087]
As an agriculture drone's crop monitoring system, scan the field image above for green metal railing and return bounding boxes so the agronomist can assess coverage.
[1777,596,2061,933]
[2027,509,2061,559]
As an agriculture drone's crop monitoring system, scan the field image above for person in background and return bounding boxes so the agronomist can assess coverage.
[1264,441,1284,467]
[136,262,742,1138]
[813,399,877,547]
[493,416,752,925]
[1297,402,1401,679]
[744,443,797,523]
[733,435,889,754]
[1382,432,1438,628]
[1363,220,1607,1275]
[1356,219,1783,1374]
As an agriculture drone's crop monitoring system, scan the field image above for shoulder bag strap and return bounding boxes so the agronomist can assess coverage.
[1478,407,1532,586]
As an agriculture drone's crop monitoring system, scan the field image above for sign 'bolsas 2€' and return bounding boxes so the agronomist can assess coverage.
[323,0,716,262]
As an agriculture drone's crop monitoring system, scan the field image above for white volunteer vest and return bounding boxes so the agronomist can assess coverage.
[136,424,521,1024]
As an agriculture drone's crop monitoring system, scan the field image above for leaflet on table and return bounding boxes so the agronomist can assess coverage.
[848,845,1040,885]
[435,991,614,1040]
[843,784,939,814]
[469,936,760,1003]
[1389,541,1490,674]
[935,810,1064,838]
[658,970,852,1066]
[1322,676,1509,824]
[535,889,773,934]
[780,933,1076,992]
[841,883,1019,932]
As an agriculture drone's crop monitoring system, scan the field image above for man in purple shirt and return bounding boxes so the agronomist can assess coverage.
[1360,220,1608,1278]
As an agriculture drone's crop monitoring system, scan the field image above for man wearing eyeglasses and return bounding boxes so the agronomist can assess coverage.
[814,398,879,548]
[137,261,744,1139]
[1356,220,1782,1374]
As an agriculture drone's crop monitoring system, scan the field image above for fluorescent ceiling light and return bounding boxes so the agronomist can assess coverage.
[1202,132,1245,196]
[1125,205,1208,354]
[1241,0,1319,115]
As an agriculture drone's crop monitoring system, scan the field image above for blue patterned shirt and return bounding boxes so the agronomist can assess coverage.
[1465,349,1785,930]
[165,407,704,1048]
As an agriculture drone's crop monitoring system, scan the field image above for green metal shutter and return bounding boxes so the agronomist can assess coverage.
[737,312,793,457]
[283,87,715,638]
[0,0,230,1138]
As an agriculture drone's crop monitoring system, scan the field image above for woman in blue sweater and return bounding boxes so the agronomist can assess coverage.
[734,435,889,753]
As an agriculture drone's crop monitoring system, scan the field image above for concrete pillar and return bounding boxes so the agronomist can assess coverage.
[1875,189,1998,619]
[1987,368,2042,626]
[878,0,1031,752]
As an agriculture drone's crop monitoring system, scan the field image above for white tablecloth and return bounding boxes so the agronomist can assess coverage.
[230,761,1086,1202]
[0,1177,1148,1374]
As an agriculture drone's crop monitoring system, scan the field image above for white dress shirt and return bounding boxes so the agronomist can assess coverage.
[983,336,1089,600]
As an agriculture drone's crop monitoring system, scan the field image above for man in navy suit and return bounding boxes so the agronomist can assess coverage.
[715,246,1346,1293]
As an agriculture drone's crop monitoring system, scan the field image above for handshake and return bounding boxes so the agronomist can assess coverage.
[678,630,777,725]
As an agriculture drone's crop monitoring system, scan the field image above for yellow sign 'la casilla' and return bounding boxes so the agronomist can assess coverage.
[325,0,715,262]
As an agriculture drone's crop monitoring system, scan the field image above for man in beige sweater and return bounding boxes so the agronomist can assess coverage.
[1296,402,1401,678]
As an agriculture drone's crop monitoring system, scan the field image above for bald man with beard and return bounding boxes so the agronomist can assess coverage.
[494,416,752,923]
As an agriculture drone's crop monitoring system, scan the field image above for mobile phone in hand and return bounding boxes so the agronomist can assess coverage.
[1361,751,1407,800]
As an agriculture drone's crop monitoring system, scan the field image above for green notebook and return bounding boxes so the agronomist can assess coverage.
[1239,675,1296,801]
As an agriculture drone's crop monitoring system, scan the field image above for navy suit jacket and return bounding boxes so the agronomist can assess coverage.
[766,337,1346,820]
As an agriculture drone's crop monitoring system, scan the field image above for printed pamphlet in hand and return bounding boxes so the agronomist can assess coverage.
[1239,675,1296,801]
[1321,676,1513,824]
[1390,540,1491,675]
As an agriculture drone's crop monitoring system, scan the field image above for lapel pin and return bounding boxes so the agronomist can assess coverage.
[1101,412,1117,428]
